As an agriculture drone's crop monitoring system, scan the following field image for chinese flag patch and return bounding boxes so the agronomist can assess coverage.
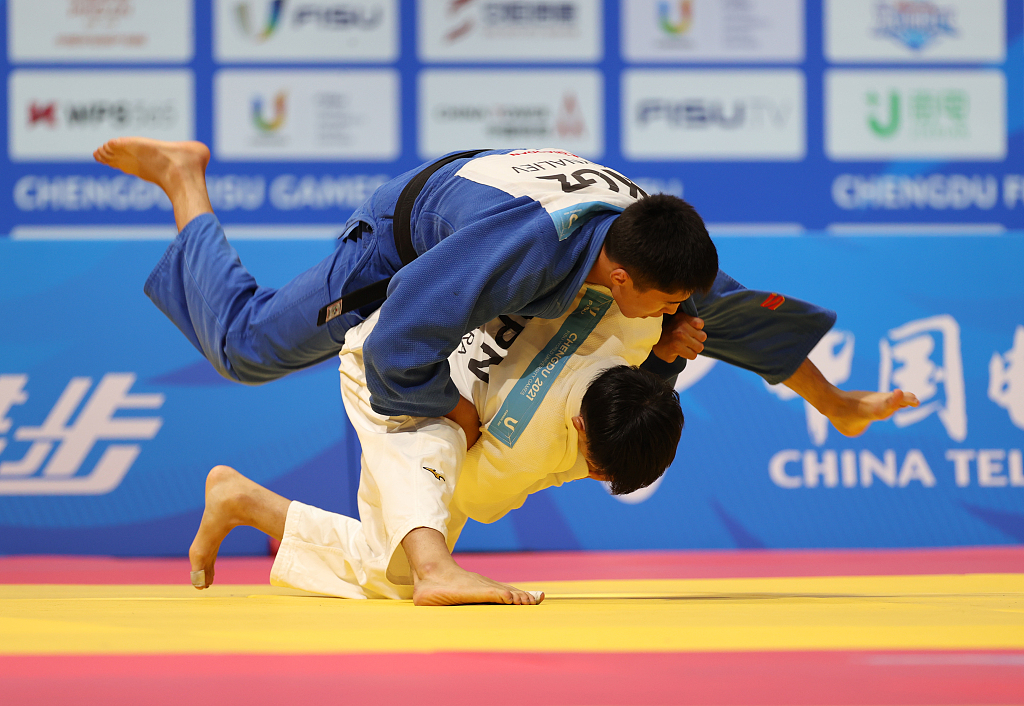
[761,293,785,310]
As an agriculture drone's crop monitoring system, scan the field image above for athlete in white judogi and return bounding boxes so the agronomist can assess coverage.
[188,283,682,605]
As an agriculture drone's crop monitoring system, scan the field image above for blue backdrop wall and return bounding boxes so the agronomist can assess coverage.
[1,0,1022,554]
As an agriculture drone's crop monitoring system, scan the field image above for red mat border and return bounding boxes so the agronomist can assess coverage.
[1,545,1021,584]
[1,651,1022,706]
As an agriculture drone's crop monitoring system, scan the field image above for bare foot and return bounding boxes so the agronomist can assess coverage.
[188,465,252,589]
[413,565,543,606]
[94,137,208,189]
[93,137,212,230]
[829,389,920,438]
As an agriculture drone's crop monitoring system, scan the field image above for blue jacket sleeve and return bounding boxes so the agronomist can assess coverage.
[688,270,837,385]
[639,349,688,381]
[361,201,592,418]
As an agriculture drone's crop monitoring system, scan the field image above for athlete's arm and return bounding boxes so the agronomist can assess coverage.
[651,313,707,363]
[362,210,592,418]
[681,270,837,385]
[444,396,481,450]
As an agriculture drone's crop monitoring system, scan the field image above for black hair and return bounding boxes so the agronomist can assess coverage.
[580,365,684,496]
[604,194,718,294]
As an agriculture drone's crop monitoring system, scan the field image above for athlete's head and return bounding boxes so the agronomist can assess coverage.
[603,194,718,318]
[573,365,684,496]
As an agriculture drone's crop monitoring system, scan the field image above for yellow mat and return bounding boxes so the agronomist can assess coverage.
[2,573,1021,655]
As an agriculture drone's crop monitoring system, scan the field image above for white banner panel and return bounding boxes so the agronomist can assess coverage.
[825,0,1005,63]
[214,70,399,162]
[825,70,1006,161]
[418,70,603,159]
[417,0,601,62]
[214,0,397,62]
[622,0,804,63]
[8,70,194,162]
[8,0,194,63]
[623,70,806,161]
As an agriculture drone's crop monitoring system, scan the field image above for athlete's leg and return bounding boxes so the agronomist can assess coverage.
[94,137,381,384]
[188,464,289,589]
[783,358,920,437]
[403,526,542,606]
[93,137,212,232]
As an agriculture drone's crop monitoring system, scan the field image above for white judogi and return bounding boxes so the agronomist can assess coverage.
[270,284,661,599]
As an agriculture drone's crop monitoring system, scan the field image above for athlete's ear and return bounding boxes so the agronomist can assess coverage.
[608,268,631,288]
[571,415,585,434]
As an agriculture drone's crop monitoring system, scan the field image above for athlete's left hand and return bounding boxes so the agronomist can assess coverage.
[652,314,707,362]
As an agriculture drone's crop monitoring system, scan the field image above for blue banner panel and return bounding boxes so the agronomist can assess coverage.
[2,235,1021,555]
[0,240,360,555]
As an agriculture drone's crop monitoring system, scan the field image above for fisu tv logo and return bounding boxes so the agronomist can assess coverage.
[0,374,163,495]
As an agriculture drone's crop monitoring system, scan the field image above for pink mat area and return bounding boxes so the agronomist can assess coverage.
[1,545,1020,584]
[2,651,1022,706]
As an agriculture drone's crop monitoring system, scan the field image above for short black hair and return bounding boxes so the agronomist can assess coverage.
[580,365,684,496]
[605,194,718,294]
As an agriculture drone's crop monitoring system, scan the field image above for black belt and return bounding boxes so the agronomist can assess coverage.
[317,149,489,327]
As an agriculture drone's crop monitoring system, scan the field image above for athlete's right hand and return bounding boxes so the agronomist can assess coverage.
[652,314,707,362]
[444,396,481,449]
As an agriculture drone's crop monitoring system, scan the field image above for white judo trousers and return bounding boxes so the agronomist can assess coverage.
[269,284,661,599]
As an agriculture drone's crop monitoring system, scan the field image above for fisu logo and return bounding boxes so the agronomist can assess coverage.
[658,0,693,35]
[0,374,163,495]
[252,92,287,132]
[236,0,286,42]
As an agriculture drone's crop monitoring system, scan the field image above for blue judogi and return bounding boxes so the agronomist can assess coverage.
[144,150,835,418]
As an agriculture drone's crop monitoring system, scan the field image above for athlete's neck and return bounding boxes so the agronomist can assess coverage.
[585,247,617,290]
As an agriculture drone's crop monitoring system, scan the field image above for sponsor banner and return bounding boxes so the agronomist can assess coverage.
[418,70,603,159]
[418,0,601,63]
[7,0,194,63]
[214,70,399,162]
[825,0,1005,63]
[621,0,804,63]
[8,70,194,162]
[825,70,1006,161]
[622,70,806,161]
[214,0,397,62]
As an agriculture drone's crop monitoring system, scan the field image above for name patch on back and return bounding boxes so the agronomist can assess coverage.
[488,288,613,448]
[457,149,647,240]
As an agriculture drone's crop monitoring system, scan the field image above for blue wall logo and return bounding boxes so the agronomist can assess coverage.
[873,1,957,51]
[0,374,163,495]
